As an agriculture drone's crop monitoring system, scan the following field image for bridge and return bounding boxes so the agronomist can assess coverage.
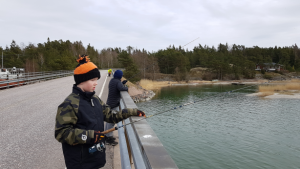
[0,70,178,169]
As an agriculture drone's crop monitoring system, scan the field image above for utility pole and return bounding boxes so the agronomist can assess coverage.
[2,51,3,69]
[110,50,113,68]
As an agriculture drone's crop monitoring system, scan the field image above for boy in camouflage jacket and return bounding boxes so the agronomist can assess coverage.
[55,55,145,169]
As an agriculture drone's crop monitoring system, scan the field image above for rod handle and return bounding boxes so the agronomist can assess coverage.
[100,127,118,135]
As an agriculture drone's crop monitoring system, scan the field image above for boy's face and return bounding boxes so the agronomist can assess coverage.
[78,77,98,92]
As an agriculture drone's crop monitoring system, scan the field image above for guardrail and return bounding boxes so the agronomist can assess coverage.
[0,70,73,89]
[119,91,178,169]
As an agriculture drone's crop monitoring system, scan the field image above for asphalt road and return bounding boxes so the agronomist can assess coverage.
[98,71,116,169]
[0,70,110,169]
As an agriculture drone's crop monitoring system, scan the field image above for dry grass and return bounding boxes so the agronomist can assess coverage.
[121,77,136,88]
[258,80,300,97]
[279,91,295,95]
[121,78,176,94]
[290,79,300,83]
[139,79,176,90]
[259,85,286,92]
[258,91,275,97]
[286,82,300,90]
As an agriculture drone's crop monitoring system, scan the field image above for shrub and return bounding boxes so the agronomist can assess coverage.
[263,74,272,80]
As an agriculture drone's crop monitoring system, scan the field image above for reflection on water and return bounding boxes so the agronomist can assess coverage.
[137,85,300,169]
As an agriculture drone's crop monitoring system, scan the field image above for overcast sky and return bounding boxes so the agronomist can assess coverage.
[0,0,299,52]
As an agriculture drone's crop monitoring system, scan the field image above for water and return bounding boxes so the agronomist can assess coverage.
[136,85,300,169]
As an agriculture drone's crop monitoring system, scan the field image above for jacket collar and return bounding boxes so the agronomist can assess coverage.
[113,77,121,81]
[73,85,95,100]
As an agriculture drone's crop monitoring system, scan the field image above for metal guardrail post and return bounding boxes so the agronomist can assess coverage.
[6,74,9,88]
[120,94,147,169]
[124,118,147,169]
[118,98,148,169]
[117,118,132,169]
[17,74,19,86]
[118,101,132,169]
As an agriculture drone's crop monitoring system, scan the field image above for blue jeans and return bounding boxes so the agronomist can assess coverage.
[105,106,119,137]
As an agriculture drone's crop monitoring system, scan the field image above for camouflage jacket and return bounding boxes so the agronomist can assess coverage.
[55,85,138,145]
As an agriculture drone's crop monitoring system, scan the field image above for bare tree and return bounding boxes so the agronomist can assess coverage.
[70,41,86,58]
[130,49,159,80]
[38,53,44,71]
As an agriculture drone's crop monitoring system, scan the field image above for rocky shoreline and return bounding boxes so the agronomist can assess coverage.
[130,89,156,103]
[127,84,156,103]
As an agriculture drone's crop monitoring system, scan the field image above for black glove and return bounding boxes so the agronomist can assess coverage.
[92,131,105,144]
[137,110,146,117]
[122,80,128,84]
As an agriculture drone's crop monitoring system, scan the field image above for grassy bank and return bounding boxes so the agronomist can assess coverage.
[258,79,300,96]
[139,79,176,90]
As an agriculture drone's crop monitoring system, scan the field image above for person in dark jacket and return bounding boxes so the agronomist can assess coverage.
[105,70,128,145]
[55,55,145,169]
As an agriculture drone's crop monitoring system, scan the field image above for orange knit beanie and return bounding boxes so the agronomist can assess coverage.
[74,55,100,85]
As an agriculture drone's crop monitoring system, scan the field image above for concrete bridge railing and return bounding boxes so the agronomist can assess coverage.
[118,91,178,169]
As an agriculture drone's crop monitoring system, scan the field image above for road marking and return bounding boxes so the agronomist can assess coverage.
[99,72,108,97]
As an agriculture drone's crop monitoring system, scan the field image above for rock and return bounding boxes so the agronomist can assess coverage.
[130,89,155,103]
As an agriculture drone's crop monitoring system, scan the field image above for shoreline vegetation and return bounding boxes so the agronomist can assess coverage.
[126,77,300,102]
[247,79,300,99]
[2,39,300,100]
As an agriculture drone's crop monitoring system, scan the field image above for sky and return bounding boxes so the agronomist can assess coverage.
[0,0,299,52]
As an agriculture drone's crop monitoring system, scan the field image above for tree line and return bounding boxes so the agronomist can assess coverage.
[1,39,299,81]
[0,38,121,72]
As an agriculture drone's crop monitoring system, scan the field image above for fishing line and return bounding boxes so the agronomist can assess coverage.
[118,81,271,129]
[90,77,293,153]
[120,74,292,128]
[122,78,284,129]
[125,37,200,81]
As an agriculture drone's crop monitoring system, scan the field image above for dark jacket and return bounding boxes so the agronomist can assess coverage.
[106,78,128,108]
[55,85,137,169]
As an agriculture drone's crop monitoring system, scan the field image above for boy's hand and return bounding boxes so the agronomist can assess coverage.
[122,80,128,84]
[137,110,146,117]
[92,131,105,144]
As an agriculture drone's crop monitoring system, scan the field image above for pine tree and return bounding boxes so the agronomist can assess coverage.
[117,51,140,82]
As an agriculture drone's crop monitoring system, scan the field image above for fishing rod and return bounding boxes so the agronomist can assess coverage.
[89,79,274,153]
[91,74,298,153]
[124,37,200,81]
[91,38,201,153]
[147,72,296,119]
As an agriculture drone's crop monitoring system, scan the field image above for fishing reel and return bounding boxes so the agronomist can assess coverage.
[89,142,106,154]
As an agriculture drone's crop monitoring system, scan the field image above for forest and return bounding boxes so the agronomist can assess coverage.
[1,38,299,81]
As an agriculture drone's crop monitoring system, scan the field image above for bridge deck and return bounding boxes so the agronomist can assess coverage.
[0,70,118,168]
